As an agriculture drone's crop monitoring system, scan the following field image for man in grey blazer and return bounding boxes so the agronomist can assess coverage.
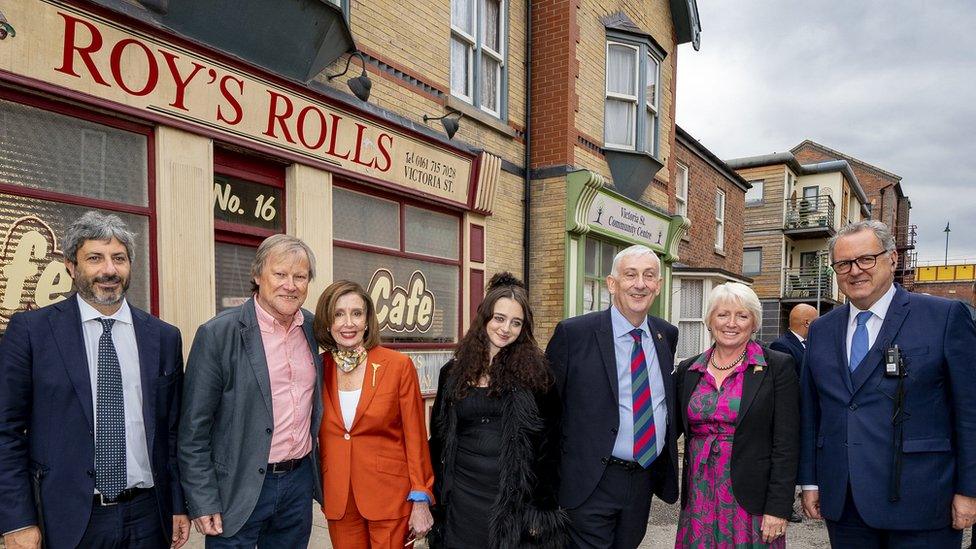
[178,235,323,547]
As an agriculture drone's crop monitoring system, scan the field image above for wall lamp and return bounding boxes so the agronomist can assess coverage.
[327,51,372,102]
[0,9,16,40]
[423,110,463,140]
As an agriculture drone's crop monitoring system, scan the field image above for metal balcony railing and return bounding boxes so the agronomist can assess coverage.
[785,195,835,231]
[783,267,834,299]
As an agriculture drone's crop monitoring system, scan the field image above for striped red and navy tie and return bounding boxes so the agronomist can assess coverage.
[629,328,657,468]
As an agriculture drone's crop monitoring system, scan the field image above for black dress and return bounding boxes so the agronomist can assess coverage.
[443,387,504,548]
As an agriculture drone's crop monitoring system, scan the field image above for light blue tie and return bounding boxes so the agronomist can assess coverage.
[849,311,872,372]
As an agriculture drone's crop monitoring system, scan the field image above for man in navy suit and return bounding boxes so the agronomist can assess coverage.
[546,244,678,548]
[0,212,189,549]
[800,220,976,547]
[770,303,818,378]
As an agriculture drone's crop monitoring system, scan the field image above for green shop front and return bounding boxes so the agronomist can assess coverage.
[562,170,688,320]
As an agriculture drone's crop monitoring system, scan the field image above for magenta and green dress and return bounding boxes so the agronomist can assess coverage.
[675,341,784,549]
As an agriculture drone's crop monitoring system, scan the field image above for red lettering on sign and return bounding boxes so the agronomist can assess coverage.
[109,38,159,96]
[325,113,351,160]
[375,133,394,172]
[217,75,245,125]
[297,105,327,150]
[161,51,205,111]
[263,90,296,144]
[55,13,109,86]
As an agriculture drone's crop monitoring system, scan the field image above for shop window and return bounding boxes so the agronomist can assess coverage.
[675,163,689,217]
[333,185,461,345]
[0,95,153,335]
[715,189,726,251]
[212,150,285,313]
[604,38,661,155]
[746,180,764,206]
[676,279,705,361]
[743,247,762,276]
[451,0,507,117]
[582,239,622,314]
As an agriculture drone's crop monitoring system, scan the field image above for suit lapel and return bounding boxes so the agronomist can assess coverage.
[595,310,619,401]
[851,287,910,395]
[682,366,703,439]
[833,304,855,394]
[323,354,343,428]
[303,318,324,434]
[648,317,676,423]
[131,307,159,458]
[49,296,94,431]
[351,348,389,430]
[240,300,274,418]
[736,356,766,426]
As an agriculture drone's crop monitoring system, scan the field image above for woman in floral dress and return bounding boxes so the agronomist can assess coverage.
[675,282,800,548]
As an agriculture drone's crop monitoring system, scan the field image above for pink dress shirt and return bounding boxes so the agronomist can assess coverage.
[254,299,316,463]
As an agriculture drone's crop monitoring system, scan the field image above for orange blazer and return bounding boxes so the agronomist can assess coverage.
[319,346,435,521]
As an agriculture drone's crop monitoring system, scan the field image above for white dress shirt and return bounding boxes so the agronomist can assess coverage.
[609,305,668,463]
[789,330,806,348]
[78,295,154,491]
[803,283,896,492]
[338,389,362,432]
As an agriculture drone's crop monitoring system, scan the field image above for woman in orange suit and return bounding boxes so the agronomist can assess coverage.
[314,280,435,548]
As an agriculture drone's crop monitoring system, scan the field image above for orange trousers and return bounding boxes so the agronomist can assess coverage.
[327,485,410,549]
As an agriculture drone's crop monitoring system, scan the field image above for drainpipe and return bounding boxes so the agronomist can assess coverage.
[522,0,532,291]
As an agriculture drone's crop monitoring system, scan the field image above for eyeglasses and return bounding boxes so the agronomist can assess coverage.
[830,250,889,274]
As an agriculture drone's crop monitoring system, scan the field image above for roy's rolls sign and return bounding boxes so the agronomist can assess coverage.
[0,0,472,205]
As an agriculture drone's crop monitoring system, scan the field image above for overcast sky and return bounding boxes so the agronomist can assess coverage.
[676,0,976,264]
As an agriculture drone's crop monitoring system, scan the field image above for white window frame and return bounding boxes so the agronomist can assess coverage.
[451,0,507,117]
[715,189,726,251]
[675,162,689,217]
[675,278,706,362]
[604,38,662,155]
[745,180,764,206]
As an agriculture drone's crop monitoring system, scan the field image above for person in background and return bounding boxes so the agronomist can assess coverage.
[769,303,818,378]
[429,273,567,548]
[674,282,799,548]
[0,211,189,549]
[179,234,323,547]
[314,280,434,548]
[800,220,976,547]
[546,244,679,548]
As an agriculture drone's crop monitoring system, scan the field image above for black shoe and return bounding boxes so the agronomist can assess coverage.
[789,511,803,523]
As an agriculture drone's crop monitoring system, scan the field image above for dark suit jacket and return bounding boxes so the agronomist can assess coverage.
[179,298,323,537]
[769,331,804,377]
[545,309,679,509]
[799,285,976,530]
[0,296,185,548]
[676,346,799,518]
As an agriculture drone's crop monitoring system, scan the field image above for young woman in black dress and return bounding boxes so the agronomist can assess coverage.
[429,273,567,549]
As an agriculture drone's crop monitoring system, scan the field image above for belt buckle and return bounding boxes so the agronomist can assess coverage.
[97,493,119,506]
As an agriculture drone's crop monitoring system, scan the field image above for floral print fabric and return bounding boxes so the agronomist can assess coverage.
[675,341,784,549]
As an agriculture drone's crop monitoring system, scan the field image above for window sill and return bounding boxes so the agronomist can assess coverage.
[714,248,726,257]
[445,96,517,138]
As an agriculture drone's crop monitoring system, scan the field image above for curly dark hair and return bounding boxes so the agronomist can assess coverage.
[451,272,551,400]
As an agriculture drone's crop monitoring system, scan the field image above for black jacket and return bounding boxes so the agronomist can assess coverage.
[675,346,799,519]
[429,360,568,549]
[769,331,804,378]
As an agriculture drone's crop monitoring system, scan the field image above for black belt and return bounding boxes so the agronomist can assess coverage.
[94,487,152,506]
[268,455,307,474]
[603,456,643,471]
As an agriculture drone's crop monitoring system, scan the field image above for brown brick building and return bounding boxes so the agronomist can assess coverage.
[792,140,916,288]
[671,126,750,360]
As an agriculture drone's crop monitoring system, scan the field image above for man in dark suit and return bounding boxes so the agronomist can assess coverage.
[800,220,976,547]
[770,303,818,378]
[546,244,678,548]
[0,212,189,549]
[179,234,323,547]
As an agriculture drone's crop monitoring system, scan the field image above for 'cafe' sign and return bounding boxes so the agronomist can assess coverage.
[0,0,473,205]
[0,216,73,324]
[367,269,435,333]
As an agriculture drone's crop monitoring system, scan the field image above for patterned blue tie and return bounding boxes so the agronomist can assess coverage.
[95,318,127,499]
[629,329,657,467]
[848,311,872,372]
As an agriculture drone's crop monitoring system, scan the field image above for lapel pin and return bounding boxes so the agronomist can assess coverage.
[656,332,663,340]
[753,364,763,373]
[372,363,381,387]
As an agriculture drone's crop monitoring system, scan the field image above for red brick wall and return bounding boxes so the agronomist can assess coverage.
[913,281,976,306]
[530,0,579,169]
[674,139,744,273]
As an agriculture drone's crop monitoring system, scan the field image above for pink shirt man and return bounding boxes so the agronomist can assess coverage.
[254,298,316,462]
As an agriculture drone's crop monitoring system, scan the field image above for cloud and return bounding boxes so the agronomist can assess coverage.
[677,0,976,261]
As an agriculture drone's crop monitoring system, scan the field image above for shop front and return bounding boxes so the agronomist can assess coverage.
[562,170,688,321]
[0,0,501,396]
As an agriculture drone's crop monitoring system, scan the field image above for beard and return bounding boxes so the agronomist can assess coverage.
[74,273,130,307]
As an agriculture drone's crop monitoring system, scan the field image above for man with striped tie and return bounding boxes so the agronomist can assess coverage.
[0,212,189,549]
[547,244,679,548]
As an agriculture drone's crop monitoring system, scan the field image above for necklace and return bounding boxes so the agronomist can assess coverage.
[709,347,748,371]
[332,347,367,373]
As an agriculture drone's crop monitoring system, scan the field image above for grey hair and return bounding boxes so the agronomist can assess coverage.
[610,244,661,277]
[704,282,763,334]
[63,211,137,264]
[828,220,896,261]
[250,234,316,292]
